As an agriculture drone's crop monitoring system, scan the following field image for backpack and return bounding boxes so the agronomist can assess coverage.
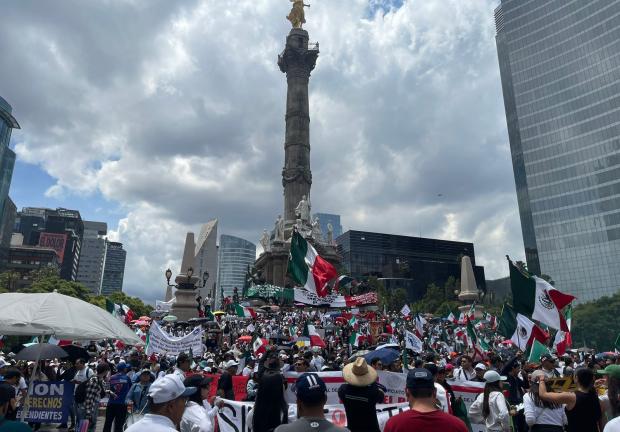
[74,369,94,403]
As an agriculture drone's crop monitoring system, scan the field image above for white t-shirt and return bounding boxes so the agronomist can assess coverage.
[605,417,620,432]
[74,367,93,383]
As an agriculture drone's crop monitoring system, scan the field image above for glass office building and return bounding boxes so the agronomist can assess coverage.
[0,96,19,267]
[337,230,486,303]
[217,235,256,302]
[495,0,620,301]
[100,241,126,295]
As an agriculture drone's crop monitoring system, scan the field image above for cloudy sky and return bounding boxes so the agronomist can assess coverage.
[1,0,524,303]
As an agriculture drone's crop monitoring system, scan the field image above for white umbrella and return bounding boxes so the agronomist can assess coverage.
[0,292,142,344]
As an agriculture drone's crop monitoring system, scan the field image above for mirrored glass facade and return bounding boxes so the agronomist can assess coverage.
[217,235,256,302]
[496,0,620,302]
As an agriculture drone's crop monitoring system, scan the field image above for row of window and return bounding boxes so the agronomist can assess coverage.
[532,195,620,226]
[527,151,620,189]
[530,178,620,214]
[509,4,620,68]
[535,210,620,239]
[516,52,619,108]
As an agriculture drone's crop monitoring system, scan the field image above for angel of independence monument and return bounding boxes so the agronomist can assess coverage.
[254,1,340,288]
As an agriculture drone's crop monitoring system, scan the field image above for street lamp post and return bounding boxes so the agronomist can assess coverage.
[164,267,201,321]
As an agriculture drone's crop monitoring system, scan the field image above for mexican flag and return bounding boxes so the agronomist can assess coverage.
[447,311,457,324]
[288,231,337,297]
[467,302,476,320]
[498,303,547,351]
[466,318,489,354]
[348,316,358,330]
[105,299,123,320]
[349,331,361,347]
[553,304,573,355]
[485,313,497,330]
[508,259,575,331]
[303,322,326,348]
[234,304,257,318]
[121,304,135,324]
[253,337,268,355]
[528,339,551,363]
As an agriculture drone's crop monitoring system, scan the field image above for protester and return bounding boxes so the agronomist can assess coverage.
[180,375,216,432]
[245,372,259,402]
[127,369,154,414]
[598,364,620,424]
[217,360,238,400]
[248,371,288,432]
[274,373,349,432]
[523,370,566,432]
[125,374,196,432]
[540,355,560,379]
[337,357,384,432]
[0,383,31,432]
[501,357,527,432]
[472,363,487,382]
[79,363,110,432]
[173,354,191,381]
[423,363,449,413]
[468,370,511,432]
[538,367,603,432]
[383,368,468,432]
[453,356,475,381]
[369,358,383,371]
[103,363,132,432]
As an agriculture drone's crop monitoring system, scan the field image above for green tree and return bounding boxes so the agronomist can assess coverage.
[571,291,620,351]
[90,291,153,318]
[0,271,20,293]
[21,275,92,301]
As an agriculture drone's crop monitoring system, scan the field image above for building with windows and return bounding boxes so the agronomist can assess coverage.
[337,230,485,303]
[5,245,59,290]
[0,96,19,268]
[15,207,84,281]
[495,0,620,301]
[217,235,256,303]
[312,213,343,242]
[76,221,108,294]
[100,241,126,295]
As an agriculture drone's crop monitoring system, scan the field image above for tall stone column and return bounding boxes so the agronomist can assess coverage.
[278,29,319,229]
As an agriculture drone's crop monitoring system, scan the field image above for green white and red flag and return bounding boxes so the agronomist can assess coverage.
[498,303,547,351]
[553,304,573,355]
[252,336,268,355]
[303,322,326,348]
[235,304,257,319]
[508,259,575,331]
[288,231,337,297]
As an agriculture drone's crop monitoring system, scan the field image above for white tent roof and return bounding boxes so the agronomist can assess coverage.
[0,292,142,344]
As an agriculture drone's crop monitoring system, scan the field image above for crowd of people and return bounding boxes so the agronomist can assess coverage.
[0,306,619,432]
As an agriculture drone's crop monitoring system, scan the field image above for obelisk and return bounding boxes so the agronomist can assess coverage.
[278,28,319,232]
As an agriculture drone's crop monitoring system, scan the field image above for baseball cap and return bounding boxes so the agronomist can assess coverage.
[474,363,487,371]
[116,363,129,371]
[406,368,435,390]
[540,354,556,363]
[597,364,620,379]
[483,370,507,383]
[295,373,327,404]
[148,374,197,404]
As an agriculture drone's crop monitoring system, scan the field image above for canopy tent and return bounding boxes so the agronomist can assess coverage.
[0,292,142,344]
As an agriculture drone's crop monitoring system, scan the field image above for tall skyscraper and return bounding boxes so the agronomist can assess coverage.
[16,207,84,281]
[76,221,108,294]
[217,235,256,303]
[312,213,343,241]
[0,96,19,268]
[495,0,620,302]
[194,220,218,300]
[100,240,126,295]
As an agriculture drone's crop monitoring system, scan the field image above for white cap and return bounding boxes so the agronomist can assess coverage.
[483,370,507,383]
[148,374,197,404]
[225,360,239,369]
[474,363,487,371]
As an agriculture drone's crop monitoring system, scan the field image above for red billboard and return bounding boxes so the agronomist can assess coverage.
[38,232,67,264]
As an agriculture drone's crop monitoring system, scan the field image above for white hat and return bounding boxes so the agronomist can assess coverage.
[483,370,507,383]
[148,374,197,404]
[474,363,487,371]
[225,360,239,369]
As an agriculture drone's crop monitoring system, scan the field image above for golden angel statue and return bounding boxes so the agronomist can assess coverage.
[287,0,310,29]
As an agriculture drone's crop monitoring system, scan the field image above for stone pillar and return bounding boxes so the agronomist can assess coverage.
[278,29,319,229]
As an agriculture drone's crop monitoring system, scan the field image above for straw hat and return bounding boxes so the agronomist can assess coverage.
[343,357,378,387]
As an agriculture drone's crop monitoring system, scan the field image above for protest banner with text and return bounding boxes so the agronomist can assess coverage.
[145,322,203,357]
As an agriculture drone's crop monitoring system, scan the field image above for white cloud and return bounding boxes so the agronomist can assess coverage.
[2,0,524,302]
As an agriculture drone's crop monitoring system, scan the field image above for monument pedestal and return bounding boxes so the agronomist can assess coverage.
[458,304,485,320]
[171,277,199,321]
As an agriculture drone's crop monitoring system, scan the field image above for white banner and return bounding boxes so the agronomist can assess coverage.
[405,330,423,353]
[400,304,411,316]
[216,399,409,432]
[155,298,175,312]
[294,290,347,307]
[145,322,203,357]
